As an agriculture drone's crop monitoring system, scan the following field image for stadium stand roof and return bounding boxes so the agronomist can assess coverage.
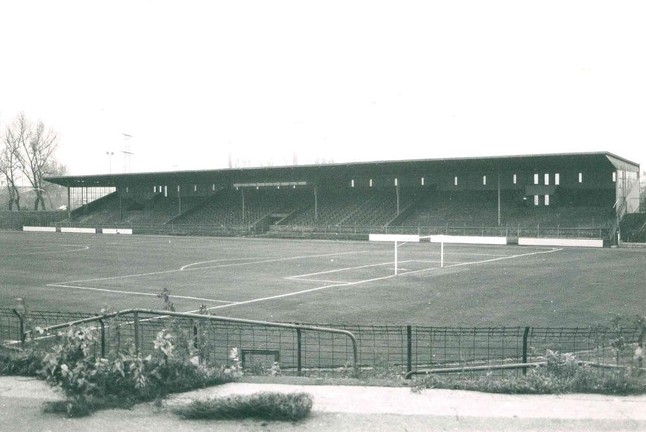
[45,151,639,188]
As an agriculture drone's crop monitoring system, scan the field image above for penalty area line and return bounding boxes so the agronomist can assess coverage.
[47,283,236,304]
[207,247,564,312]
[395,246,563,277]
[205,272,401,312]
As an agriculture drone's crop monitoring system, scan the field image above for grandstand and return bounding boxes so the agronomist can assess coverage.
[42,152,641,244]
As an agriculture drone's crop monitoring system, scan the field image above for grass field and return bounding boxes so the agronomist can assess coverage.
[1,231,644,327]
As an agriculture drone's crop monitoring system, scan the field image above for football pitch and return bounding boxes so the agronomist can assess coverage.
[1,231,644,327]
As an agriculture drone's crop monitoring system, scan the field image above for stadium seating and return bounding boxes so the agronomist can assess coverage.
[170,188,310,227]
[283,188,416,227]
[60,186,618,239]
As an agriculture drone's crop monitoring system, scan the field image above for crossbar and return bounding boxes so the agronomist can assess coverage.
[369,234,420,242]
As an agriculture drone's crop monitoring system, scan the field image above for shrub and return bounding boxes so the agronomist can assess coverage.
[175,392,313,421]
[414,350,646,395]
[38,324,237,417]
[0,350,43,377]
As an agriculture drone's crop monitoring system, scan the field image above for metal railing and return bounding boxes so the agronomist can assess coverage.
[10,218,612,240]
[2,308,641,376]
[269,224,610,240]
[12,309,359,375]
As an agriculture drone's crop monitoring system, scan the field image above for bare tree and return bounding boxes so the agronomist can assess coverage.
[0,122,23,210]
[8,113,60,210]
[42,159,68,208]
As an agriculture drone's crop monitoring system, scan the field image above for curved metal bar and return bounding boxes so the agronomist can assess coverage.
[26,308,360,375]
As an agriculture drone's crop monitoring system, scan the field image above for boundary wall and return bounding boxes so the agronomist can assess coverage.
[23,226,132,235]
[518,237,604,248]
[21,226,607,247]
[22,226,56,233]
[428,234,508,245]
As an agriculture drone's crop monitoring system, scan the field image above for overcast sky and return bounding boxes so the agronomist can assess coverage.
[1,1,645,176]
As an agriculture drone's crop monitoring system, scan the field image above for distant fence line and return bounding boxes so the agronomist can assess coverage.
[0,211,67,230]
[267,224,611,240]
[15,219,612,240]
[1,308,641,375]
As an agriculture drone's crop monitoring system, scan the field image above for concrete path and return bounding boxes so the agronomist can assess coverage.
[1,376,645,431]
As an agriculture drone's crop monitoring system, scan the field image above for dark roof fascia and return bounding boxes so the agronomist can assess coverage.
[44,152,638,187]
[604,153,640,171]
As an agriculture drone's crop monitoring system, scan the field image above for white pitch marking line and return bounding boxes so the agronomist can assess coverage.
[1,244,90,257]
[47,283,237,304]
[446,246,562,267]
[48,250,371,306]
[397,247,563,277]
[205,274,399,311]
[432,252,510,257]
[205,247,563,311]
[57,268,190,285]
[180,257,265,271]
[179,250,369,272]
[290,278,355,284]
[286,261,395,279]
[56,250,369,286]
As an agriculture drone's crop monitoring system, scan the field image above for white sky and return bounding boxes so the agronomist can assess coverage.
[1,0,645,176]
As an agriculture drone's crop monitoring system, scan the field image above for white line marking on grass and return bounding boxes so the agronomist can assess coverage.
[180,257,264,271]
[180,250,370,272]
[449,246,562,266]
[432,252,509,257]
[57,268,191,285]
[48,250,371,306]
[56,250,370,286]
[0,244,90,257]
[396,247,563,277]
[207,247,563,311]
[206,274,399,311]
[286,258,449,282]
[290,278,355,284]
[47,283,236,303]
[286,260,395,279]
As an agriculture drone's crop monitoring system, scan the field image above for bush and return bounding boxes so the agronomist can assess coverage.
[175,392,313,421]
[38,325,238,417]
[414,350,646,395]
[0,350,43,377]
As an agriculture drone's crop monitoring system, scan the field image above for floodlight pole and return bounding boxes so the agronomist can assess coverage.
[106,151,114,174]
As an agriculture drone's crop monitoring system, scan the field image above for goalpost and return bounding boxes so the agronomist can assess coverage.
[422,234,509,267]
[370,233,511,275]
[419,234,447,268]
[368,234,420,275]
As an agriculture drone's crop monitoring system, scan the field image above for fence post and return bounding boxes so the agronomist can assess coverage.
[297,328,302,376]
[12,309,24,348]
[522,326,530,375]
[407,325,412,375]
[134,311,140,355]
[98,319,106,358]
[193,321,198,349]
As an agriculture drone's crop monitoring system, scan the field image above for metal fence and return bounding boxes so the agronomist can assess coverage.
[1,308,641,375]
[268,224,611,240]
[34,219,612,240]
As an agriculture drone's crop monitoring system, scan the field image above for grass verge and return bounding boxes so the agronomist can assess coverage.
[413,367,646,395]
